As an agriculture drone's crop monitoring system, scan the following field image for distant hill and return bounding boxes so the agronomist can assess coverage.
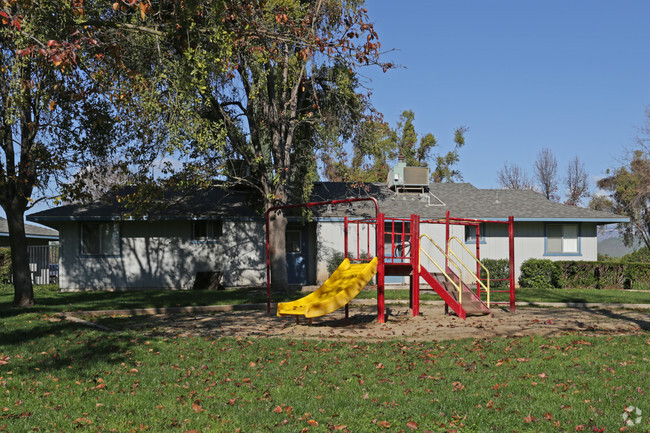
[597,236,637,258]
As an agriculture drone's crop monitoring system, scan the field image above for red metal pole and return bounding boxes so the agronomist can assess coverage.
[411,214,420,317]
[509,216,516,312]
[367,221,371,259]
[344,216,349,260]
[476,224,481,298]
[377,213,385,323]
[356,220,360,260]
[445,211,450,272]
[265,211,272,316]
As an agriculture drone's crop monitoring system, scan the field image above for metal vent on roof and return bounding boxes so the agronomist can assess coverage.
[387,160,429,193]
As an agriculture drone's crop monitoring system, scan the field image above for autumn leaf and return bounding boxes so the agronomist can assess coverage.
[406,420,418,429]
[273,405,283,413]
[377,420,391,428]
[307,419,318,426]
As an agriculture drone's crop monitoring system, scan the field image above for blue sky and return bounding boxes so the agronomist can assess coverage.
[17,1,649,222]
[361,0,650,198]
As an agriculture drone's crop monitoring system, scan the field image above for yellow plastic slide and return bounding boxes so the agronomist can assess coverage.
[277,257,378,319]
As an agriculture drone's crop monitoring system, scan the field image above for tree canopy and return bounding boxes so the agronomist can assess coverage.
[593,149,650,249]
[323,109,467,183]
[103,0,393,290]
[0,0,138,305]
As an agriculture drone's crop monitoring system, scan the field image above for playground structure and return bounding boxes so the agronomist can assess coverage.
[277,257,378,321]
[266,199,515,324]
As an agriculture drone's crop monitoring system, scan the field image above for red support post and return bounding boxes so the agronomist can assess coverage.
[508,217,515,310]
[344,216,349,260]
[356,221,360,260]
[265,215,271,316]
[411,214,420,317]
[445,211,450,273]
[367,221,371,259]
[476,224,481,298]
[377,213,385,323]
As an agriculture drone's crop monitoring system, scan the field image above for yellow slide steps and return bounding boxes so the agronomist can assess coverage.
[277,257,378,319]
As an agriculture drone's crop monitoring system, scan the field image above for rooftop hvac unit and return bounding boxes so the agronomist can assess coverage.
[388,161,429,192]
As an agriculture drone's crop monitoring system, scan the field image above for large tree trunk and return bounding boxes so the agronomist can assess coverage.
[268,209,288,291]
[6,203,34,306]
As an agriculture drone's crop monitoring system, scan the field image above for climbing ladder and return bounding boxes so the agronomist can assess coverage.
[418,234,491,319]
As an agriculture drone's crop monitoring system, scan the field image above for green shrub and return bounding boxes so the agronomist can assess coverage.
[481,258,509,288]
[518,258,560,289]
[557,261,600,288]
[624,262,650,290]
[556,261,650,290]
[326,251,370,275]
[0,247,11,283]
[326,252,347,275]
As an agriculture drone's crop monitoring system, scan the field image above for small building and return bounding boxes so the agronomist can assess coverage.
[27,180,626,292]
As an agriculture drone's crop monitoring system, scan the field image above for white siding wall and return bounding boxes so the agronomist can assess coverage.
[313,220,599,284]
[57,220,265,291]
[56,218,599,291]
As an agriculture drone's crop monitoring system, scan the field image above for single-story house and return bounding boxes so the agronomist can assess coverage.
[26,178,627,292]
[0,218,59,247]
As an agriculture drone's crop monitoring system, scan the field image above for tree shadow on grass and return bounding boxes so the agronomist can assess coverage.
[579,307,650,331]
[1,318,133,376]
[0,287,283,320]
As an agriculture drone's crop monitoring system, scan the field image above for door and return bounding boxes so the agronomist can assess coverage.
[286,228,308,285]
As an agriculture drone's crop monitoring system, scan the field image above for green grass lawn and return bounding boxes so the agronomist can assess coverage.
[1,284,649,431]
[356,286,650,305]
[0,310,648,432]
[0,284,296,316]
[1,284,649,318]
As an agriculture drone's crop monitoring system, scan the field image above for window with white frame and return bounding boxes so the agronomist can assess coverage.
[81,223,120,255]
[193,220,223,241]
[546,223,579,254]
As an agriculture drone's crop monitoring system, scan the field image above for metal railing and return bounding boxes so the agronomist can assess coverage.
[419,234,462,304]
[27,244,59,285]
[447,237,491,308]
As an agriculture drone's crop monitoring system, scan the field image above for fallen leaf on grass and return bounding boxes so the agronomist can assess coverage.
[406,420,418,429]
[524,415,536,423]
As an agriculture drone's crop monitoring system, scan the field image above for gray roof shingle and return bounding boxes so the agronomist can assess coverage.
[0,218,59,238]
[27,182,626,224]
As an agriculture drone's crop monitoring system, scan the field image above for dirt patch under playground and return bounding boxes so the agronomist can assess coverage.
[96,304,650,341]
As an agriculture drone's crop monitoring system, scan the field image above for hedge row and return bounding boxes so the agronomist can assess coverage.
[481,259,510,288]
[518,258,650,290]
